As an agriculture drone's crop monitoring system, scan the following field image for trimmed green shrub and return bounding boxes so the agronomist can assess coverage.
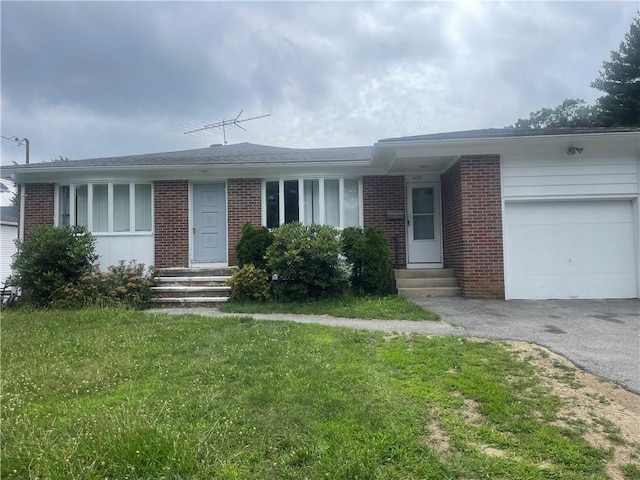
[52,261,156,310]
[236,223,274,269]
[9,226,97,307]
[341,226,393,296]
[226,264,270,302]
[266,222,348,300]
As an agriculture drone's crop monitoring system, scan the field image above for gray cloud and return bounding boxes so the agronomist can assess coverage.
[1,1,637,165]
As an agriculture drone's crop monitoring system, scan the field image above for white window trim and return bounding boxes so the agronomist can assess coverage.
[55,182,154,235]
[262,177,363,229]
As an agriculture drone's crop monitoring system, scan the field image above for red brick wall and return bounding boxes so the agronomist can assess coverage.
[227,178,262,266]
[441,155,504,298]
[363,176,406,267]
[23,184,54,239]
[154,180,189,268]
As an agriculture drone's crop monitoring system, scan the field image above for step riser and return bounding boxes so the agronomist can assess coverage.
[394,269,455,279]
[398,287,461,298]
[152,298,229,308]
[396,278,459,288]
[155,268,235,277]
[156,277,225,288]
[153,290,230,299]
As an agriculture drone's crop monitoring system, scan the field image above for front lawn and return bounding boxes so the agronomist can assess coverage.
[219,295,440,321]
[2,309,637,479]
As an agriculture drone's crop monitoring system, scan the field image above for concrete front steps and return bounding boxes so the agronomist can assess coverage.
[152,267,234,307]
[395,268,461,298]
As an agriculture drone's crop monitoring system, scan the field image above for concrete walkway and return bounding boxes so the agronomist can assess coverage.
[147,298,640,394]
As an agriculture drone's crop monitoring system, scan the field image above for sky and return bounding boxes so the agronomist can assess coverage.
[1,1,637,166]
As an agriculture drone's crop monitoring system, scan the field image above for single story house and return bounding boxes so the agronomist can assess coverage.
[3,127,639,300]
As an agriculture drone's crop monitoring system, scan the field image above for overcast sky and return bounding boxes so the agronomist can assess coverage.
[1,1,637,165]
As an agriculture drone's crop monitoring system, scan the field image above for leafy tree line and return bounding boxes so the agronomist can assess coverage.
[513,14,639,128]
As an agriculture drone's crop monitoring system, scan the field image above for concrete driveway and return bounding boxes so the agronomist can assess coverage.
[409,297,640,395]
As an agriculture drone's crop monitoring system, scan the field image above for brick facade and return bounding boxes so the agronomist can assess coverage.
[227,178,262,266]
[441,155,504,298]
[362,176,406,267]
[154,180,189,268]
[23,184,54,239]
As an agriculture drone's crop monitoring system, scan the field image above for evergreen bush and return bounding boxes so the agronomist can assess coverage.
[266,222,348,300]
[226,264,270,302]
[341,226,392,296]
[10,226,97,307]
[236,223,274,269]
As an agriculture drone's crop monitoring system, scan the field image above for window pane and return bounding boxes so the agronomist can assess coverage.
[344,179,360,227]
[76,185,89,228]
[266,181,279,228]
[135,184,152,231]
[59,186,70,226]
[324,179,340,227]
[303,179,319,225]
[284,180,299,224]
[113,184,130,232]
[413,215,435,240]
[92,184,108,232]
[412,188,434,214]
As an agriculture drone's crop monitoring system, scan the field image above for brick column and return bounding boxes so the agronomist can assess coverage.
[154,180,189,268]
[441,155,504,298]
[23,184,54,239]
[227,178,262,266]
[362,176,406,267]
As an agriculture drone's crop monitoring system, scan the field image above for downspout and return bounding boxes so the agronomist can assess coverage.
[19,183,25,241]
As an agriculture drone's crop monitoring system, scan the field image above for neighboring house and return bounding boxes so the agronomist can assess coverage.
[2,128,639,300]
[0,205,18,286]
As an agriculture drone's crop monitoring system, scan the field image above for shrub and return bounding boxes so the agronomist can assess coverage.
[236,223,274,269]
[52,261,156,310]
[266,222,348,300]
[225,264,270,302]
[9,226,97,307]
[341,226,393,296]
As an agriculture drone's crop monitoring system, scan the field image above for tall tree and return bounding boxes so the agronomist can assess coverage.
[511,98,599,129]
[591,14,640,127]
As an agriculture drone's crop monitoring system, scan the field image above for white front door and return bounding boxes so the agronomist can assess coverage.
[192,183,227,264]
[406,182,442,265]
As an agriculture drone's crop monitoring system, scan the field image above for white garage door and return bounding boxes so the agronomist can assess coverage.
[505,200,637,299]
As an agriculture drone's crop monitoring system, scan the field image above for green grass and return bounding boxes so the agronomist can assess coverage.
[1,309,627,479]
[219,295,440,321]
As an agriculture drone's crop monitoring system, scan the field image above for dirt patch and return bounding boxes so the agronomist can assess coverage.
[507,341,640,480]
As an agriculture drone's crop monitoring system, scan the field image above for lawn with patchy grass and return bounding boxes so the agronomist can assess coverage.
[2,309,637,479]
[219,295,440,321]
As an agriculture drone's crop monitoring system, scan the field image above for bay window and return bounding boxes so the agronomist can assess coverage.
[264,178,361,229]
[56,182,153,233]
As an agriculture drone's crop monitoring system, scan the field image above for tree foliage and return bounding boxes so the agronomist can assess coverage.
[512,14,639,129]
[591,14,640,127]
[9,226,97,307]
[512,98,599,129]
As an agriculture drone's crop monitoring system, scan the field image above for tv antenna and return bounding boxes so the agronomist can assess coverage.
[172,110,271,145]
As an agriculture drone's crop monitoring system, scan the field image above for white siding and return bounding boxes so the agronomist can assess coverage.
[502,151,639,199]
[94,235,154,271]
[1,224,18,285]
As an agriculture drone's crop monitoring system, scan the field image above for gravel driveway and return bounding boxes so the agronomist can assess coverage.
[148,298,640,394]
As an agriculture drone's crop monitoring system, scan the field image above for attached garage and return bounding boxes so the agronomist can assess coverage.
[504,200,638,299]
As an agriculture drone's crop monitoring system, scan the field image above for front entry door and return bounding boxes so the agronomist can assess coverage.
[407,182,442,264]
[192,183,227,264]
